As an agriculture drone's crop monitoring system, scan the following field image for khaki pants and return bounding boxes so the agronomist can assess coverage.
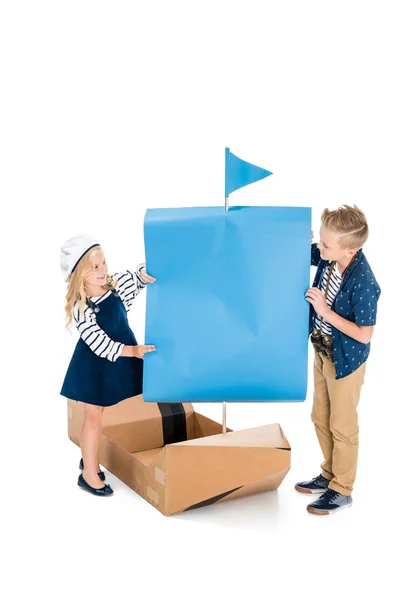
[311,352,366,496]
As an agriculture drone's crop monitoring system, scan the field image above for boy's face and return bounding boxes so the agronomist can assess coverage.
[84,248,108,286]
[317,226,357,263]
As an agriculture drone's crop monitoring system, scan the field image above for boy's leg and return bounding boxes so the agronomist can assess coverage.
[311,352,334,481]
[324,357,366,495]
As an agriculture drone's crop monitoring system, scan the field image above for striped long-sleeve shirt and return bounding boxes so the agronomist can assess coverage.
[73,264,146,362]
[314,262,342,335]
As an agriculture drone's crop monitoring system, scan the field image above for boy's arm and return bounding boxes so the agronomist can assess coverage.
[323,311,374,344]
[306,278,380,344]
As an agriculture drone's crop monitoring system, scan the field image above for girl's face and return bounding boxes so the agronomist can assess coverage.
[84,248,108,286]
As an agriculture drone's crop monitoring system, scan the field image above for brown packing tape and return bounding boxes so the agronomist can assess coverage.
[154,467,166,486]
[146,486,159,505]
[131,447,167,512]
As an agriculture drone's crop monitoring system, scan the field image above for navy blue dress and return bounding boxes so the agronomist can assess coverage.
[61,291,143,407]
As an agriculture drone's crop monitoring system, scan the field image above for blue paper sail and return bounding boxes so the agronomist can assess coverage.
[143,206,311,403]
[225,148,273,197]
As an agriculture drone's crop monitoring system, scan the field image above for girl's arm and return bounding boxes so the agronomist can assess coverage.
[114,264,148,312]
[74,304,125,362]
[120,344,156,358]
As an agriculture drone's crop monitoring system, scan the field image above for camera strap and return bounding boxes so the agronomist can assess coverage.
[315,260,336,331]
[315,252,358,331]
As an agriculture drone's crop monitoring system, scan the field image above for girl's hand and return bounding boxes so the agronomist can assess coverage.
[139,267,156,283]
[132,345,156,359]
[305,287,330,319]
[120,345,156,358]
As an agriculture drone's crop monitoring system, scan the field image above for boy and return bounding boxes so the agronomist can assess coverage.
[297,205,381,515]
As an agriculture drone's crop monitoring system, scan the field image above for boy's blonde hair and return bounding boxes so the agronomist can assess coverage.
[64,246,117,328]
[321,204,369,250]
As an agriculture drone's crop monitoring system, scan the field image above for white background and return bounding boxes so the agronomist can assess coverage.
[1,1,398,598]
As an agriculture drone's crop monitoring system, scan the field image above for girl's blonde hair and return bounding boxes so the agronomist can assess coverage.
[64,246,117,329]
[321,204,369,250]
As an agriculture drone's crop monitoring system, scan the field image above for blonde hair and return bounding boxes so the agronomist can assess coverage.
[64,246,117,329]
[321,204,369,250]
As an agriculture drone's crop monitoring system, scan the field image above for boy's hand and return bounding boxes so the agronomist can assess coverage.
[139,267,156,283]
[305,287,330,319]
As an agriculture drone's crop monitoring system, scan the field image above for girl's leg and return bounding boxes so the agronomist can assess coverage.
[81,403,104,488]
[95,407,106,471]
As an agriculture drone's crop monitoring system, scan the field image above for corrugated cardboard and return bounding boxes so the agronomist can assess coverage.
[68,395,291,515]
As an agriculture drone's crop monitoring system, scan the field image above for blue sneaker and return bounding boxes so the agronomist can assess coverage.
[295,474,330,494]
[307,488,352,515]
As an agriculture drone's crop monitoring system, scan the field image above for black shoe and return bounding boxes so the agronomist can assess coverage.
[307,488,352,515]
[79,458,105,482]
[295,474,330,494]
[77,474,114,496]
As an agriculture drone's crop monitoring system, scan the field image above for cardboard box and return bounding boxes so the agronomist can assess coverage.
[68,395,291,515]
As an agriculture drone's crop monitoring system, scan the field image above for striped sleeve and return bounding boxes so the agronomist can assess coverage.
[73,304,124,362]
[114,263,147,312]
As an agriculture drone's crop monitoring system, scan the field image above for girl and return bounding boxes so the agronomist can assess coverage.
[60,233,156,496]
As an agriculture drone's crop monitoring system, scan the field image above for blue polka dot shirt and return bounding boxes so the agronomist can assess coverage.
[310,244,381,380]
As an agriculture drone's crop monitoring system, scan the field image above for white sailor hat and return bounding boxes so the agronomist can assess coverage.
[60,233,100,282]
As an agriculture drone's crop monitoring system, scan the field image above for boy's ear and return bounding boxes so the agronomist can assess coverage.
[347,248,357,257]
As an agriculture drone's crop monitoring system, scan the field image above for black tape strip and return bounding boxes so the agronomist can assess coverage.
[157,403,187,445]
[184,486,243,511]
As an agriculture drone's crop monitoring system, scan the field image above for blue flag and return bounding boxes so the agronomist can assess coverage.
[225,148,273,198]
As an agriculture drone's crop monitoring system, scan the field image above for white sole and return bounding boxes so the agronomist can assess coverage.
[295,485,328,494]
[307,502,353,515]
